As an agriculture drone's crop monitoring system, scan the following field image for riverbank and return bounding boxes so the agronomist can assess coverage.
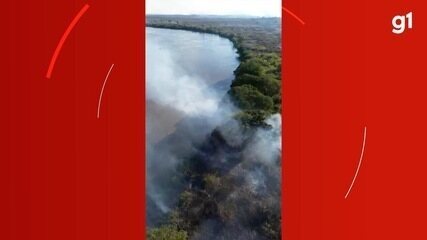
[146,24,245,61]
[147,16,282,126]
[146,16,282,240]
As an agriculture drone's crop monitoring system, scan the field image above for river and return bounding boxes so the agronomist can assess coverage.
[146,27,239,144]
[146,27,240,225]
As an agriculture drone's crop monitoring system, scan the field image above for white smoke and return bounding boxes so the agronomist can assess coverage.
[244,114,282,164]
[146,27,239,226]
[146,41,220,116]
[146,28,282,238]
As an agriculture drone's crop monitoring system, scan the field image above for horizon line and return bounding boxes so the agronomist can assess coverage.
[146,13,281,18]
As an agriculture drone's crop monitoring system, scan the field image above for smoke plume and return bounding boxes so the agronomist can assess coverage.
[146,27,281,239]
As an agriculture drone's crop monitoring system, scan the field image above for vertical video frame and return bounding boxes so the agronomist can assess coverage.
[146,1,282,239]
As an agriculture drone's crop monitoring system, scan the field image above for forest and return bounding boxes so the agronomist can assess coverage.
[147,15,282,240]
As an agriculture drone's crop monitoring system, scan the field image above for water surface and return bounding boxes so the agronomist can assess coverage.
[146,27,240,225]
[146,27,239,143]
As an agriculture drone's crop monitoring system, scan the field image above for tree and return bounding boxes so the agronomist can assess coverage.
[230,85,274,112]
[232,73,280,97]
[235,59,265,76]
[147,226,188,240]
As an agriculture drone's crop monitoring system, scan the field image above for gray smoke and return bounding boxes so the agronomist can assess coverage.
[189,114,282,240]
[146,27,239,226]
[146,28,281,239]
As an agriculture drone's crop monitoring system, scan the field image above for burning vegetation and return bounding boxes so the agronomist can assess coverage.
[147,15,282,240]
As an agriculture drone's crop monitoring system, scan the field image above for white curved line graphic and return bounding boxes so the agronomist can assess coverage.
[345,127,367,199]
[97,64,115,119]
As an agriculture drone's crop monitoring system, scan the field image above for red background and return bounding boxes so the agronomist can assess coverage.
[284,0,427,239]
[1,0,426,239]
[1,1,144,239]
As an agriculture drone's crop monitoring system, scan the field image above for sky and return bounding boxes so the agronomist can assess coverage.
[146,0,281,17]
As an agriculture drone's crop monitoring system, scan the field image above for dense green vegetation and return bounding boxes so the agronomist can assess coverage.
[147,15,281,240]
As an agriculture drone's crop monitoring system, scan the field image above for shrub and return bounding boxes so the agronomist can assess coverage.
[147,226,188,240]
[232,74,280,97]
[230,85,274,112]
[235,59,265,76]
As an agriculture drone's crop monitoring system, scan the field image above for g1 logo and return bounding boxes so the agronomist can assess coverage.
[392,12,413,34]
